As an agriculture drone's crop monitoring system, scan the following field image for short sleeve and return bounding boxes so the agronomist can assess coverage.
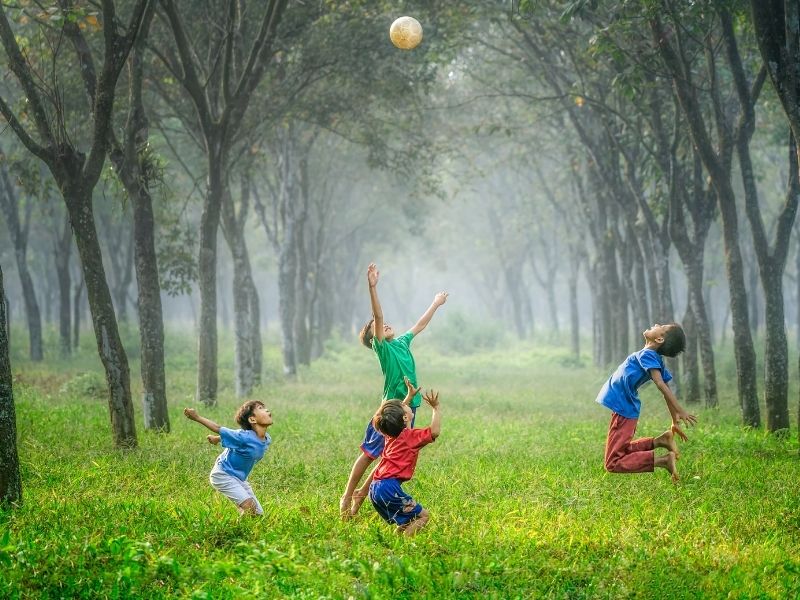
[399,331,414,346]
[406,426,434,449]
[219,427,248,449]
[639,350,672,383]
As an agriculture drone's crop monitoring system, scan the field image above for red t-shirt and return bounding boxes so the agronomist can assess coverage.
[373,427,434,482]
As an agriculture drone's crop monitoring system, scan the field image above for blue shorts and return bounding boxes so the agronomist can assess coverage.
[360,406,417,459]
[369,478,423,526]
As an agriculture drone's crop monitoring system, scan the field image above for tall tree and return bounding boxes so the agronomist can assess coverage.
[105,3,169,431]
[651,5,760,426]
[0,2,152,447]
[720,7,797,432]
[0,264,21,506]
[749,0,800,440]
[0,149,43,361]
[154,0,288,405]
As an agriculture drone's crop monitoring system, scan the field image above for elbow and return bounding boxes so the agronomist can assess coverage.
[430,429,441,440]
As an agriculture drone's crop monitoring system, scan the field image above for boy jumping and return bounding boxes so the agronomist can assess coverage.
[340,263,447,517]
[595,323,697,481]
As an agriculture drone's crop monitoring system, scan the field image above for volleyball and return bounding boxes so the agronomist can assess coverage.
[389,16,423,50]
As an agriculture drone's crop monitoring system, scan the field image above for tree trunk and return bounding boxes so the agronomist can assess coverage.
[687,259,718,408]
[294,222,311,366]
[220,177,262,397]
[131,184,169,431]
[196,144,225,406]
[279,217,298,377]
[230,234,258,396]
[114,233,135,323]
[54,214,72,357]
[247,272,262,387]
[73,274,84,350]
[66,186,137,448]
[568,266,580,360]
[681,295,700,404]
[0,163,43,361]
[762,270,790,431]
[0,265,21,506]
[796,235,800,352]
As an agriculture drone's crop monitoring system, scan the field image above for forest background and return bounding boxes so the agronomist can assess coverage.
[1,1,799,597]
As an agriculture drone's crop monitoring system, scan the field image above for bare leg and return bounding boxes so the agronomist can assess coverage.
[340,452,375,518]
[397,509,430,537]
[653,428,679,459]
[654,451,679,482]
[238,498,260,516]
[351,462,378,516]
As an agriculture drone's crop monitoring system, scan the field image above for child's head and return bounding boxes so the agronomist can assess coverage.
[234,400,272,430]
[359,319,395,349]
[372,400,412,437]
[644,323,686,357]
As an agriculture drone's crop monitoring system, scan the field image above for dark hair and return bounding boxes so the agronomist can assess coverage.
[359,318,374,349]
[658,324,686,357]
[373,400,406,437]
[235,400,265,430]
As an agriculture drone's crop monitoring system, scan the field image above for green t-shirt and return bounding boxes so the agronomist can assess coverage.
[372,331,421,408]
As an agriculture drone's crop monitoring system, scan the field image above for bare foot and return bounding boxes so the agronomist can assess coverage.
[339,496,353,520]
[665,451,679,483]
[655,429,680,459]
[350,489,368,516]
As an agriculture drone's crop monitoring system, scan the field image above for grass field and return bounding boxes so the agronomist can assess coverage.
[1,327,799,599]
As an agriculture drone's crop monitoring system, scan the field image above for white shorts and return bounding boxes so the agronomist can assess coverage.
[209,465,263,515]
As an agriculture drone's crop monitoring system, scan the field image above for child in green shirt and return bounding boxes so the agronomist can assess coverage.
[339,262,447,518]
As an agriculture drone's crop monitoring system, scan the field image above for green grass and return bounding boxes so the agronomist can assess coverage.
[1,329,799,598]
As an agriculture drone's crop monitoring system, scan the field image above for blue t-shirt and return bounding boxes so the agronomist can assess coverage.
[595,348,673,419]
[215,427,270,481]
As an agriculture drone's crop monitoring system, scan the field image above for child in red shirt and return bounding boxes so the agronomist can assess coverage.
[369,381,441,536]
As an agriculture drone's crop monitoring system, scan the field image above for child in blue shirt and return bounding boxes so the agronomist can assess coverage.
[595,323,697,481]
[184,400,272,515]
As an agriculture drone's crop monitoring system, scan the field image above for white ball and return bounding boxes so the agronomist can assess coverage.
[389,16,423,50]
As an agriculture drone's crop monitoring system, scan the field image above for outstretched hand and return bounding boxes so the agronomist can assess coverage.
[433,291,449,306]
[671,422,688,442]
[402,376,421,405]
[367,263,379,288]
[183,407,199,421]
[423,389,440,409]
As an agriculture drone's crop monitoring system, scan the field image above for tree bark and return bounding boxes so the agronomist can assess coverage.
[568,277,580,359]
[196,149,224,405]
[132,185,169,431]
[53,213,72,356]
[66,186,137,447]
[221,185,260,397]
[0,265,21,506]
[0,159,43,361]
[681,295,700,404]
[73,274,84,350]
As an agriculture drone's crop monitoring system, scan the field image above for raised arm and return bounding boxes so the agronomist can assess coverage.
[367,263,385,343]
[401,376,421,406]
[183,407,222,434]
[410,292,449,336]
[423,389,441,440]
[650,369,697,440]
